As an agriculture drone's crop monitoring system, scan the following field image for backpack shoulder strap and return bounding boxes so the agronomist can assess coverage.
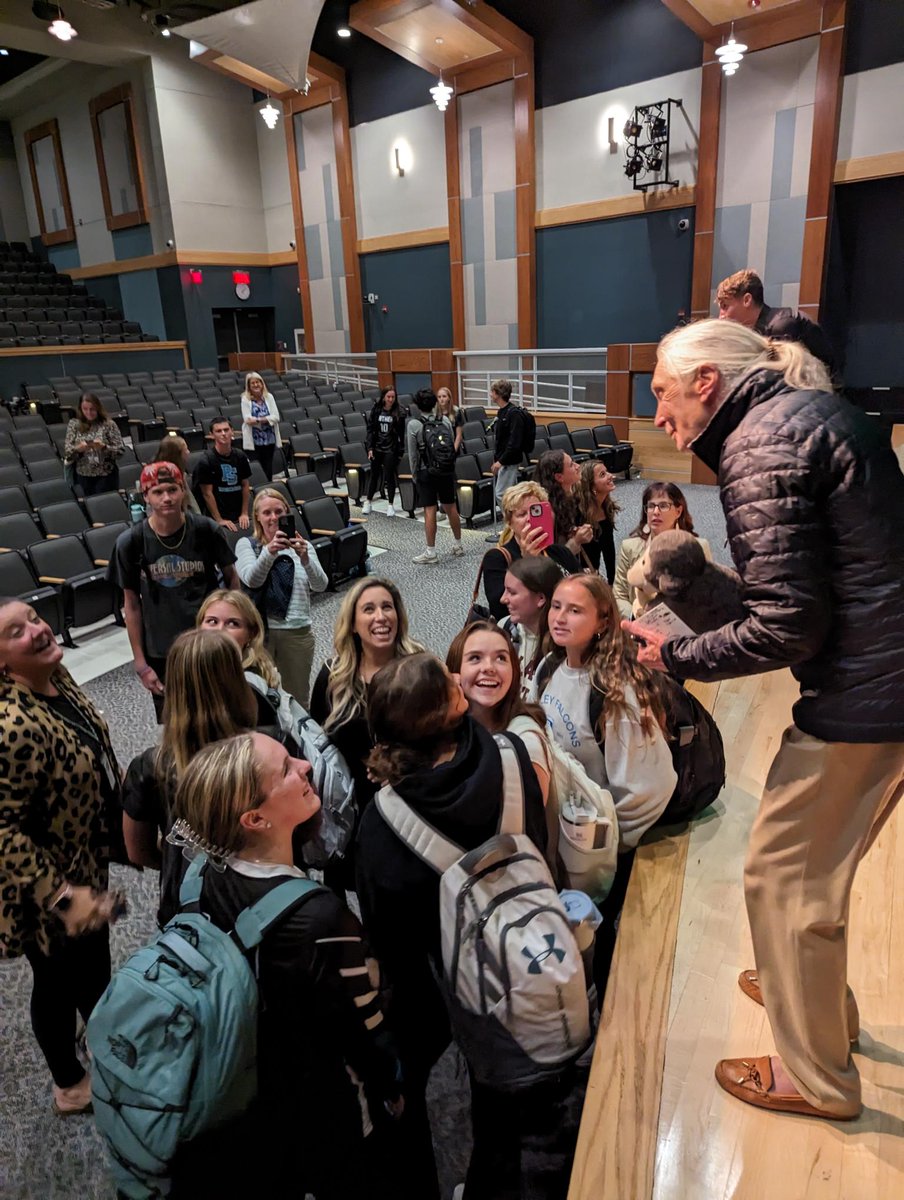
[492,732,525,836]
[233,877,320,950]
[375,786,463,875]
[179,854,206,906]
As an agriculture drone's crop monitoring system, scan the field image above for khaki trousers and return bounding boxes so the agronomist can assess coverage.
[744,726,904,1115]
[266,624,315,710]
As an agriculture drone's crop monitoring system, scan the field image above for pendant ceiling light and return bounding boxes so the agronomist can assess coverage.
[430,74,453,113]
[715,24,747,77]
[48,6,77,41]
[260,98,280,130]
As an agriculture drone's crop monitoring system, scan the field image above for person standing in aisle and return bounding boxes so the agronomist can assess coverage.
[193,417,252,532]
[240,371,281,480]
[406,389,464,564]
[489,378,527,505]
[363,386,405,517]
[628,318,904,1122]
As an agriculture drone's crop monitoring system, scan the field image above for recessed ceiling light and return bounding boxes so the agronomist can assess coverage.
[337,27,351,38]
[0,48,9,57]
[435,37,444,44]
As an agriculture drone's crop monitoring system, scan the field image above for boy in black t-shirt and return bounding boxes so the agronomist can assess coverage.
[109,462,238,716]
[193,418,252,530]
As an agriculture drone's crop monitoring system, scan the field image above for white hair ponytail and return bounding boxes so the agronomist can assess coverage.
[657,318,832,398]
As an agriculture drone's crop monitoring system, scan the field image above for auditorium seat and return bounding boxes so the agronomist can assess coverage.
[84,492,131,527]
[37,501,90,538]
[0,550,64,639]
[83,521,129,567]
[28,535,116,643]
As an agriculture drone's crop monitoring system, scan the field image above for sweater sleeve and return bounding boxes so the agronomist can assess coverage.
[235,536,274,587]
[603,688,676,849]
[406,419,419,472]
[613,541,638,621]
[302,548,329,594]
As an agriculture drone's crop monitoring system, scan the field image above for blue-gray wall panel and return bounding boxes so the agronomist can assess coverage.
[112,226,153,260]
[119,268,167,340]
[537,208,694,348]
[360,243,453,352]
[0,347,186,395]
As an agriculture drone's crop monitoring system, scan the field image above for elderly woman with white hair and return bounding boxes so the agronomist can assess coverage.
[624,318,904,1124]
[241,372,281,480]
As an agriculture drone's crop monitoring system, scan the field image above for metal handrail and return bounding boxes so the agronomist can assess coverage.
[281,352,379,391]
[454,348,607,414]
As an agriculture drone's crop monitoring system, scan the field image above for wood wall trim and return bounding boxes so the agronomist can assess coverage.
[690,60,722,319]
[356,227,450,254]
[444,91,466,351]
[834,151,904,184]
[514,54,536,350]
[452,56,518,95]
[332,82,366,353]
[799,8,846,320]
[24,118,76,248]
[0,340,188,361]
[88,82,149,232]
[284,107,315,353]
[536,186,696,231]
[67,248,298,280]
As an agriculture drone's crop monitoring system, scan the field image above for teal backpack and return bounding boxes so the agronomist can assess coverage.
[86,855,319,1199]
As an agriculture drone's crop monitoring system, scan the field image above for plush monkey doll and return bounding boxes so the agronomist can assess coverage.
[642,529,746,634]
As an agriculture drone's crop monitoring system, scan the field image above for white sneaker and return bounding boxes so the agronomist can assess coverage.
[362,500,371,515]
[385,504,396,517]
[412,549,438,564]
[450,543,465,557]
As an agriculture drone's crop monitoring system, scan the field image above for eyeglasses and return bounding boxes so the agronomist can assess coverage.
[646,501,675,512]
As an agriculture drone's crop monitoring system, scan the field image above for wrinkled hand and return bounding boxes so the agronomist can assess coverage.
[238,514,250,529]
[621,620,667,672]
[367,450,373,460]
[522,525,549,556]
[490,461,501,475]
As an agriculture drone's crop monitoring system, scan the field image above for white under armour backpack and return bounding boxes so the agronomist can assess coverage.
[375,733,591,1092]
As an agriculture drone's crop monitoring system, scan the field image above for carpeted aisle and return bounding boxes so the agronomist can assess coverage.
[0,480,729,1199]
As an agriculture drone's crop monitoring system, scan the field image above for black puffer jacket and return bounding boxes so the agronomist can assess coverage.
[661,368,904,743]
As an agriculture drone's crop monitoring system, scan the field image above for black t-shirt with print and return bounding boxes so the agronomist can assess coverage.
[193,448,251,521]
[108,513,236,659]
[374,409,398,453]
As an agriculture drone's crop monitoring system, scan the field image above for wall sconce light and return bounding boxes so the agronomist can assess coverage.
[394,147,405,177]
[189,268,203,285]
[607,117,618,153]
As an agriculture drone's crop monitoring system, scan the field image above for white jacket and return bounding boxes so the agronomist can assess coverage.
[240,392,282,452]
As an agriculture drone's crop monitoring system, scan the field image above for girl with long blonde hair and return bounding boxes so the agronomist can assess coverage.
[536,574,676,848]
[310,577,421,810]
[436,385,464,454]
[197,588,279,687]
[121,629,259,925]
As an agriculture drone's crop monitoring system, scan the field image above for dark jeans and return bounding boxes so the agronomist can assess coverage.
[252,442,276,480]
[368,449,399,504]
[465,1065,588,1200]
[78,470,118,496]
[24,928,111,1088]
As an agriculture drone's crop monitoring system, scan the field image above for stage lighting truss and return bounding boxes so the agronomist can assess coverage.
[623,98,682,192]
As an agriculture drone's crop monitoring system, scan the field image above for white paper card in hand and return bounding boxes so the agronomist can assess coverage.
[633,602,696,639]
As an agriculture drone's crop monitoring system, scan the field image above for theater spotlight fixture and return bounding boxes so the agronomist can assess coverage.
[260,98,280,130]
[430,74,453,112]
[622,98,682,192]
[716,25,748,77]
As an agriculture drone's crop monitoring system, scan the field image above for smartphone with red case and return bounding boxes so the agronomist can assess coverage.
[527,501,554,547]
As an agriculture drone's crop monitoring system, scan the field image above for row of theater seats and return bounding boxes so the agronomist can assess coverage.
[0,243,156,346]
[0,436,367,646]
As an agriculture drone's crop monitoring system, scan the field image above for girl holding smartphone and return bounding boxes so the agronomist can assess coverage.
[235,488,329,707]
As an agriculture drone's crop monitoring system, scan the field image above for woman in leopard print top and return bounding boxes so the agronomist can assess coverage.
[0,597,123,1114]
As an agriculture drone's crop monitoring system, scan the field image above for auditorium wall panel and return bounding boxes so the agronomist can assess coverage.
[151,52,267,255]
[837,65,904,163]
[255,99,294,254]
[351,103,447,242]
[0,122,29,244]
[359,243,453,351]
[536,67,702,213]
[536,206,694,349]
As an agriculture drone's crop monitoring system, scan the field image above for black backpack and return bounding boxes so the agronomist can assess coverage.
[656,678,725,824]
[420,417,456,476]
[519,407,537,454]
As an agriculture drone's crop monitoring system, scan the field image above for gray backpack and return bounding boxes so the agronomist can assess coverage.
[375,733,591,1092]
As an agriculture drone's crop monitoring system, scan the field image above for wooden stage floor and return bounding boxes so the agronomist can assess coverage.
[653,669,904,1199]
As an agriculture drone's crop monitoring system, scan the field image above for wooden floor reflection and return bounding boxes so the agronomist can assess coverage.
[570,668,904,1199]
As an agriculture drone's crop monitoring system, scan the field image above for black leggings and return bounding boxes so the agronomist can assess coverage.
[24,928,111,1088]
[367,450,399,504]
[252,442,276,480]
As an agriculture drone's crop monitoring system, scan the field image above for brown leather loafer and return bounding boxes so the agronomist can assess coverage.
[715,1056,858,1120]
[738,969,860,1042]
